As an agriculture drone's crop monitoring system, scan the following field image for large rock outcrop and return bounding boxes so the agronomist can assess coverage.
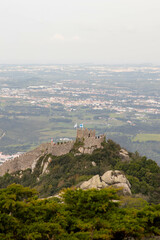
[80,175,108,189]
[80,170,131,195]
[119,149,130,162]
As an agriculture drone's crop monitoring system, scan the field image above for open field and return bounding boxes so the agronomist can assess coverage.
[132,134,160,142]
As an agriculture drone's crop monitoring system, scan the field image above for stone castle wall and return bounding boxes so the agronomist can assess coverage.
[0,128,105,176]
[84,135,104,148]
[77,128,105,153]
[78,135,105,154]
[0,141,74,176]
[77,128,96,139]
[48,141,74,156]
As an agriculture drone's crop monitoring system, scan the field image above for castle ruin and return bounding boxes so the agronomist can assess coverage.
[0,128,105,176]
[76,128,105,154]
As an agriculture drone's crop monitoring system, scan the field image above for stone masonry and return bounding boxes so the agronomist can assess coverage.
[0,128,105,176]
[77,128,96,139]
[77,128,105,154]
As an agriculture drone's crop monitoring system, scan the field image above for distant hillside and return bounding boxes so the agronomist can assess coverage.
[0,138,160,204]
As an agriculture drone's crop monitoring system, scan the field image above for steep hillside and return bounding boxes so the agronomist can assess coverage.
[0,138,160,204]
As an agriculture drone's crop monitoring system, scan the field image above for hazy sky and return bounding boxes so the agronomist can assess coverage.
[0,0,160,64]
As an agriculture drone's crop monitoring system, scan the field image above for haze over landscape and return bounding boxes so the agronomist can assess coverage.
[0,0,160,64]
[1,2,160,239]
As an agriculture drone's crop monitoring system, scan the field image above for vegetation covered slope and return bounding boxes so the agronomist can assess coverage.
[0,139,160,203]
[1,184,160,240]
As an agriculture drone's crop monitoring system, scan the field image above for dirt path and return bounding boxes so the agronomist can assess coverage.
[0,131,6,140]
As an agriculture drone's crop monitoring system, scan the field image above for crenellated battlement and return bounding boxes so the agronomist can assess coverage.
[77,128,96,139]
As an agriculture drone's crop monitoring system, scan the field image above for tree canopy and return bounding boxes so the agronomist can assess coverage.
[0,184,160,240]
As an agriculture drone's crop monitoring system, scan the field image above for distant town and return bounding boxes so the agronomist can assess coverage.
[0,65,160,115]
[0,152,23,165]
[0,64,160,163]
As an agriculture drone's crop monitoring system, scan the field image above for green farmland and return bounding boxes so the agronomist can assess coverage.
[132,134,160,142]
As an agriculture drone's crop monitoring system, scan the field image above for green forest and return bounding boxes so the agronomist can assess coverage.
[0,184,160,240]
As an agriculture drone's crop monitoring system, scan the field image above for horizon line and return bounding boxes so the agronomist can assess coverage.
[0,63,158,66]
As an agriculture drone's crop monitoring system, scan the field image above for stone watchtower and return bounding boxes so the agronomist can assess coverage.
[76,128,96,140]
[76,128,105,154]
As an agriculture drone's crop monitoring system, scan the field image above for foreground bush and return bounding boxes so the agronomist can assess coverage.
[0,184,160,239]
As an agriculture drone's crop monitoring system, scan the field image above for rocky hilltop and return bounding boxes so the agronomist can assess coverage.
[0,128,105,176]
[0,129,159,204]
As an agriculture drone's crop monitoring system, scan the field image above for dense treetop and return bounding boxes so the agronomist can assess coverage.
[0,184,160,240]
